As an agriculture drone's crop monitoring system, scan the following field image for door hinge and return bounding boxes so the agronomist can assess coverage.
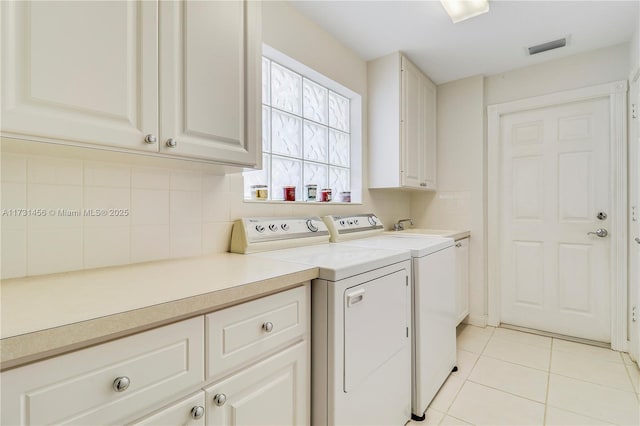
[406,327,409,338]
[406,276,409,286]
[632,206,637,222]
[632,103,638,119]
[633,306,637,322]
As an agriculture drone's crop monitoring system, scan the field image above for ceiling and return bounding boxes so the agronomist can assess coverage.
[289,0,639,84]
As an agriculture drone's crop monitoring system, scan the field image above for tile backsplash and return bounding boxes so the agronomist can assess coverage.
[1,144,407,280]
[1,151,236,279]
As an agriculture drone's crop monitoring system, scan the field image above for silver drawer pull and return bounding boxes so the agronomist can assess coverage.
[144,134,157,144]
[455,242,462,247]
[190,405,205,419]
[112,376,130,392]
[262,322,274,333]
[213,393,227,406]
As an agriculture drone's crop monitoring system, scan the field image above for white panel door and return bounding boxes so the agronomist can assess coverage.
[159,0,260,166]
[500,97,611,342]
[1,1,158,150]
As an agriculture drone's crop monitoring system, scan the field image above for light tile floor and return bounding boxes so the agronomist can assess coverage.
[408,325,640,426]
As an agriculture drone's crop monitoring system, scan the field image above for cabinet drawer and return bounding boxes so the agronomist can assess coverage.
[1,317,204,425]
[206,285,308,380]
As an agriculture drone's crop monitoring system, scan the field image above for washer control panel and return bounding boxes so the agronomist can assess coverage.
[323,214,384,242]
[231,216,330,253]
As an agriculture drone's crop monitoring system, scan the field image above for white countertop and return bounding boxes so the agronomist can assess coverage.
[386,228,471,241]
[1,253,318,370]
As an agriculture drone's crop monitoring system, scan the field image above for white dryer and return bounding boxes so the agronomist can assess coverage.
[324,214,457,420]
[230,217,412,426]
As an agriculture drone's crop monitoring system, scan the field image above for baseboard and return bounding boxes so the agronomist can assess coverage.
[463,314,487,328]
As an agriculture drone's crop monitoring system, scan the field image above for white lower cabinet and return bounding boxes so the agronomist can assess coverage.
[455,237,470,325]
[130,392,206,426]
[204,342,308,426]
[0,285,310,426]
[0,317,205,425]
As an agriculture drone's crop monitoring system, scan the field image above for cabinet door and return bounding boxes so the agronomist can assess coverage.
[159,0,261,166]
[204,342,309,426]
[456,238,470,325]
[1,1,158,151]
[421,75,437,190]
[130,392,205,426]
[401,56,424,188]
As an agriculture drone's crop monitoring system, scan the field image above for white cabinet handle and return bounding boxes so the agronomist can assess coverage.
[346,289,365,307]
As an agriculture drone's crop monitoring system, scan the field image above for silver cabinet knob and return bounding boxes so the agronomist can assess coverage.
[144,134,157,144]
[455,242,462,248]
[190,405,205,419]
[166,138,177,148]
[262,322,274,333]
[213,393,227,406]
[587,228,608,238]
[112,376,130,392]
[419,182,427,187]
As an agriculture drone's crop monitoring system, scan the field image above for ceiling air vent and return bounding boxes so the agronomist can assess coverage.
[527,38,567,55]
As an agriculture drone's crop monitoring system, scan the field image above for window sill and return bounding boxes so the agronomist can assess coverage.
[243,199,361,205]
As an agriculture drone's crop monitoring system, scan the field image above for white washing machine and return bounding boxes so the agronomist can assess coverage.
[230,217,412,426]
[324,214,457,420]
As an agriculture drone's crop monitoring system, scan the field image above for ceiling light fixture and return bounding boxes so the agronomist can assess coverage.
[440,0,490,24]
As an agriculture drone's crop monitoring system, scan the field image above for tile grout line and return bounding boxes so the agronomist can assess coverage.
[543,337,554,425]
[464,378,547,405]
[442,326,495,424]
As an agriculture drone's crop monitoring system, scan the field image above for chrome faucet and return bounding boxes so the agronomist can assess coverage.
[393,218,413,231]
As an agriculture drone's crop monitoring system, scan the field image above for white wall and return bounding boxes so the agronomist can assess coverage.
[0,1,411,279]
[485,43,629,106]
[410,75,485,325]
[411,43,631,325]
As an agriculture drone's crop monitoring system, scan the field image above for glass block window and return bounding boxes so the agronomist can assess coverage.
[244,56,351,201]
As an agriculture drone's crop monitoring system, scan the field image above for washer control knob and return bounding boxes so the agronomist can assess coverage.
[268,224,278,232]
[281,223,290,231]
[255,225,265,233]
[306,219,319,232]
[354,219,359,225]
[368,216,377,226]
[339,220,346,226]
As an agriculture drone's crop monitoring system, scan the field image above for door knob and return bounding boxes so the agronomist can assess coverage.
[587,228,608,238]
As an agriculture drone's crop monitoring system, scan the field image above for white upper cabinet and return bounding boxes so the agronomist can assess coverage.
[1,0,261,168]
[1,1,158,152]
[158,0,261,165]
[368,52,436,190]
